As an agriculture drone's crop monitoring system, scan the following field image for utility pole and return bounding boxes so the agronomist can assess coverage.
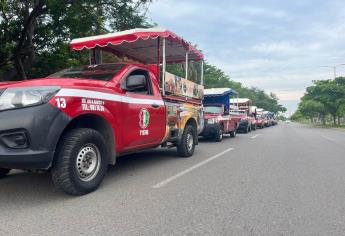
[321,64,345,79]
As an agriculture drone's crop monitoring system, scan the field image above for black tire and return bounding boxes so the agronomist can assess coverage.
[0,168,10,178]
[214,127,223,142]
[244,126,249,133]
[230,130,236,138]
[177,125,196,157]
[248,125,252,132]
[51,128,109,196]
[253,124,257,131]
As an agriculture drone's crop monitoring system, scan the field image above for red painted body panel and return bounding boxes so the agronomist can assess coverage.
[256,118,264,126]
[231,114,246,122]
[0,64,173,155]
[249,116,257,125]
[204,113,237,132]
[0,63,203,155]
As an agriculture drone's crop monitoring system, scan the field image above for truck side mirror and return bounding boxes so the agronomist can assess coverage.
[125,75,147,91]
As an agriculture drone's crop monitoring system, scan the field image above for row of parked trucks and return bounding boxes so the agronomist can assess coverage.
[201,91,277,141]
[0,28,277,195]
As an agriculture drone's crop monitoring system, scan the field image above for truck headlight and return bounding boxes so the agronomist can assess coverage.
[207,118,218,124]
[0,86,60,111]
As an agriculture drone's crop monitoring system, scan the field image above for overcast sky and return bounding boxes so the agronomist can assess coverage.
[147,0,345,113]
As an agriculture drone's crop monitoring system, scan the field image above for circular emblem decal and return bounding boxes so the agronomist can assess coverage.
[139,108,150,129]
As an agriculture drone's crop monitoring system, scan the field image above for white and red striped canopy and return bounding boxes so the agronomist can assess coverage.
[70,28,204,64]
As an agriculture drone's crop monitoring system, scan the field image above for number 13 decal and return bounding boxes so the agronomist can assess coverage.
[55,98,67,108]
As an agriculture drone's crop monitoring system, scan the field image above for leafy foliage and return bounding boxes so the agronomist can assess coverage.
[293,77,345,125]
[0,0,152,81]
[0,0,285,114]
[166,60,286,113]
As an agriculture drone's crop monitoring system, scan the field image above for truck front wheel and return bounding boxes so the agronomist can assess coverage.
[230,130,236,138]
[214,127,223,142]
[244,126,249,133]
[0,168,10,178]
[177,125,196,157]
[51,128,109,195]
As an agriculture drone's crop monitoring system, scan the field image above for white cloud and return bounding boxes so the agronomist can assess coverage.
[147,0,345,113]
[273,90,305,101]
[252,41,297,54]
[240,6,288,19]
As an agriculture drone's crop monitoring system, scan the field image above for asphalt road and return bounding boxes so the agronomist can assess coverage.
[1,123,345,235]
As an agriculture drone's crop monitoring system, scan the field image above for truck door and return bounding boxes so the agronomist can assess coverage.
[121,69,166,150]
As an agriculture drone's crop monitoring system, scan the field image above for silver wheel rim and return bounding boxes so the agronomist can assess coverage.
[219,130,223,139]
[76,144,101,182]
[186,132,194,152]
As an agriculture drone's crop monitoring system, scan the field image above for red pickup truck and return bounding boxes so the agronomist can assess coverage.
[255,114,265,129]
[230,110,252,133]
[201,88,238,141]
[0,28,205,195]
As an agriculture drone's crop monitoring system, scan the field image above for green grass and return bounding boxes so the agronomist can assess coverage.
[314,124,345,131]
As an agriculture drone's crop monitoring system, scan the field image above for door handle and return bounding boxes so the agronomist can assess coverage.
[151,103,160,108]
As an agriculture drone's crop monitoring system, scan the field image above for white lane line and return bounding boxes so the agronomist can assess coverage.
[152,147,234,189]
[321,135,335,142]
[251,134,262,139]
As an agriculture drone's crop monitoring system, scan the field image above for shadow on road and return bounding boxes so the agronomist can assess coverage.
[0,148,181,204]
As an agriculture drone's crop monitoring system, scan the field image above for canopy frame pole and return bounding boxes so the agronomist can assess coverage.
[200,60,204,85]
[185,51,189,80]
[156,37,161,83]
[162,37,166,96]
[237,95,240,113]
[100,50,103,64]
[92,48,96,64]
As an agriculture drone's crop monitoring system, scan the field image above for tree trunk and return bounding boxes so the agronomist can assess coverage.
[338,116,341,126]
[13,1,47,80]
[333,114,337,125]
[321,113,326,125]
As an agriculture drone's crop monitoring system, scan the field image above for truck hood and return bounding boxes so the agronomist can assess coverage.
[0,78,108,90]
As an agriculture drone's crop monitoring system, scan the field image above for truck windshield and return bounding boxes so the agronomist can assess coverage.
[47,64,125,81]
[204,106,223,114]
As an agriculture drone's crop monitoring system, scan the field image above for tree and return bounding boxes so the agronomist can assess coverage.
[0,0,152,81]
[172,60,287,113]
[297,77,345,125]
[305,80,342,125]
[0,1,287,114]
[298,99,325,123]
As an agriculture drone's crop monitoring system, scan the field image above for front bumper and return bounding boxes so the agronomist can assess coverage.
[0,103,71,169]
[256,121,264,127]
[201,123,221,137]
